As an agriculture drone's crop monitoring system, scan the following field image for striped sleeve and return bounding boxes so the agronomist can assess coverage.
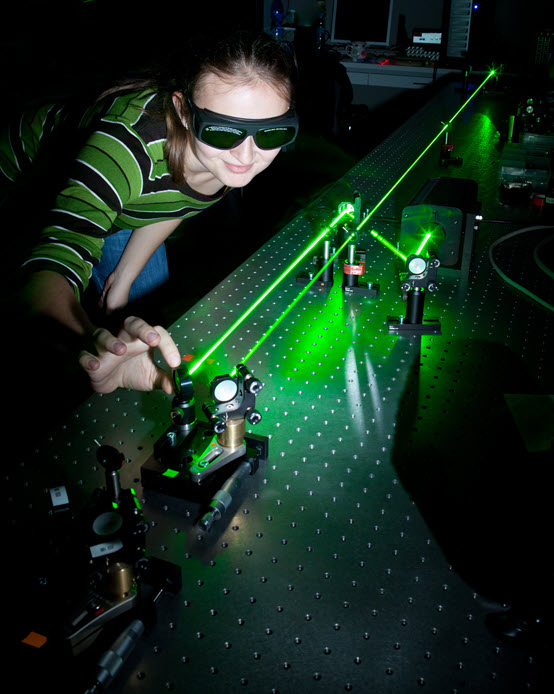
[0,103,65,184]
[14,91,227,302]
[25,121,148,299]
[22,231,104,299]
[52,126,147,235]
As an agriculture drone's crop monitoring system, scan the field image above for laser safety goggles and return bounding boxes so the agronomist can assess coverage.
[186,95,299,150]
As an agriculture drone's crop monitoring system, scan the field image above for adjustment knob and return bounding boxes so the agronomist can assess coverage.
[213,417,227,435]
[246,409,262,426]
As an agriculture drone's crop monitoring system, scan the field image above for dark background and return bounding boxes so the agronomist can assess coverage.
[1,5,553,690]
[1,0,552,435]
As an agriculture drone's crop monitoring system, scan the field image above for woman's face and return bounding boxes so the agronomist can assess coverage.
[184,73,291,189]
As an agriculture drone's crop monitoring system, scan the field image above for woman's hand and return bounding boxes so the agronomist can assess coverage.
[98,270,132,315]
[97,220,182,315]
[79,316,182,394]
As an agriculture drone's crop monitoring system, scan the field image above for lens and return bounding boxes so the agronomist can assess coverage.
[201,125,246,149]
[255,126,297,149]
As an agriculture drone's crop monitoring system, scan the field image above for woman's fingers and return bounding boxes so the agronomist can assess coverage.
[122,317,181,369]
[78,326,126,373]
[122,316,162,347]
[152,325,182,369]
[78,316,181,394]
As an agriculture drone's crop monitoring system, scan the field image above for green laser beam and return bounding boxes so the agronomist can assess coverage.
[370,229,407,261]
[235,232,356,370]
[330,208,355,229]
[357,69,497,234]
[188,209,353,374]
[187,70,496,375]
[415,231,433,256]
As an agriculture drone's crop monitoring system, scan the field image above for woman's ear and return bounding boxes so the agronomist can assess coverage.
[172,91,188,123]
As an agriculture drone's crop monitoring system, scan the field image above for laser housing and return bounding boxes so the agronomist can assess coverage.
[400,177,481,275]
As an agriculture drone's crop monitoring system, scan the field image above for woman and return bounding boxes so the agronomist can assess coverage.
[5,31,298,395]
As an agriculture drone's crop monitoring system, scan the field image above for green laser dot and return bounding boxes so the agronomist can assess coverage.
[162,469,180,478]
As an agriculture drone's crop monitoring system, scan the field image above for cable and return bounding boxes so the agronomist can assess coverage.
[488,225,554,313]
[533,233,554,282]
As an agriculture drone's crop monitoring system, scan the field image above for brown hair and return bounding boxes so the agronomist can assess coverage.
[100,31,297,185]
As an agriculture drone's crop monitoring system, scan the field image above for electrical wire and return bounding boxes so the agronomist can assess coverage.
[488,225,554,313]
[533,233,554,282]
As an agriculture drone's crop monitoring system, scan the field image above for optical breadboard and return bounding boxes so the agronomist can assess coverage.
[6,77,552,693]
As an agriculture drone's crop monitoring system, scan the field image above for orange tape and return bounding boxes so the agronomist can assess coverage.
[21,632,47,648]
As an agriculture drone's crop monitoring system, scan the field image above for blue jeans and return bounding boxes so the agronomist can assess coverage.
[91,228,169,304]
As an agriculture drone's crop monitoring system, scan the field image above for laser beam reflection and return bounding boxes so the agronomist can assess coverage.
[236,233,356,370]
[345,348,366,435]
[187,70,496,375]
[364,352,384,438]
[189,210,353,375]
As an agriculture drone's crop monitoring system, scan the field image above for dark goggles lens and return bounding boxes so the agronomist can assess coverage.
[187,96,298,150]
[200,123,297,149]
[255,125,298,149]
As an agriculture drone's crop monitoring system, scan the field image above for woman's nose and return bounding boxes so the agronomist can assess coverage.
[231,136,256,163]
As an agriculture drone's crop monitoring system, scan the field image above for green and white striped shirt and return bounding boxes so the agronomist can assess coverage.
[0,90,228,299]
